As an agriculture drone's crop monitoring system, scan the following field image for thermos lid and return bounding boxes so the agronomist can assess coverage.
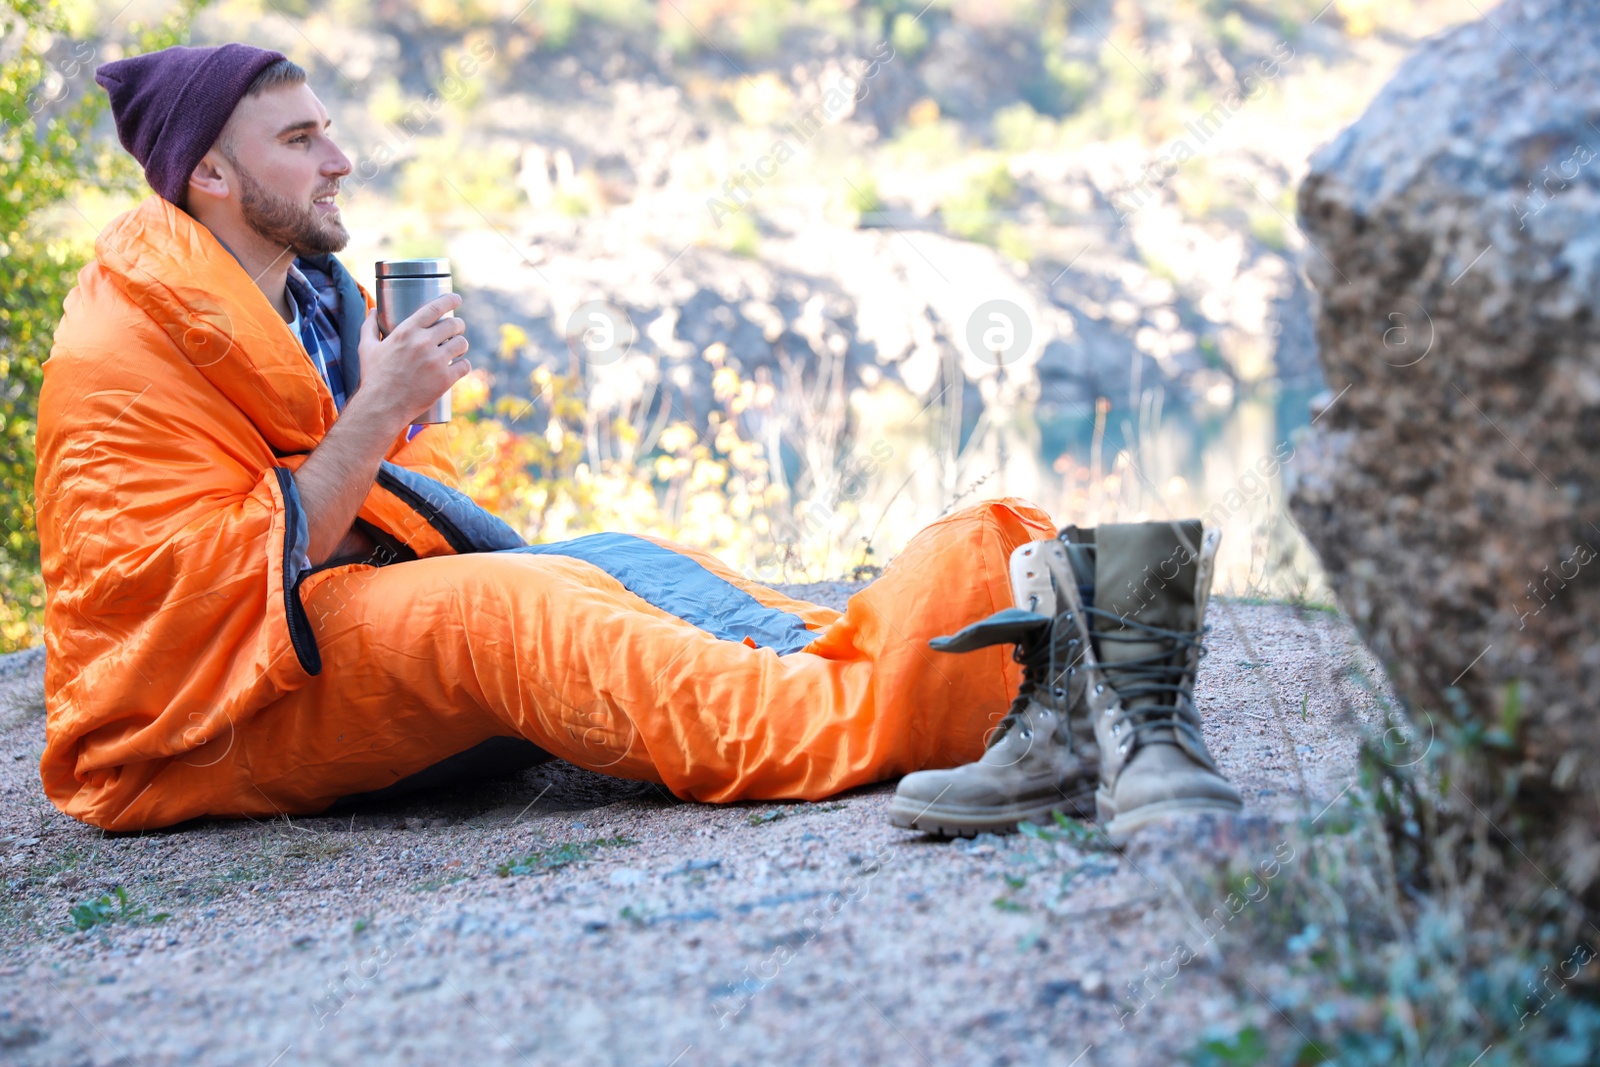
[375,258,451,278]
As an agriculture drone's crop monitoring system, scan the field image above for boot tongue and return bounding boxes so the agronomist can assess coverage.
[1092,521,1202,716]
[1059,525,1097,611]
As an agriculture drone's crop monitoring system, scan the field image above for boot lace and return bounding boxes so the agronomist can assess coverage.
[1084,607,1207,758]
[987,616,1077,750]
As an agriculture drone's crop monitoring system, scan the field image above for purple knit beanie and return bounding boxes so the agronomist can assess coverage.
[94,43,287,209]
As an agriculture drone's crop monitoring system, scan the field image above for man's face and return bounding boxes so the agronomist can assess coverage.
[213,82,352,256]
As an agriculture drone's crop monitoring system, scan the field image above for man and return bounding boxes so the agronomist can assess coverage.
[36,43,1240,838]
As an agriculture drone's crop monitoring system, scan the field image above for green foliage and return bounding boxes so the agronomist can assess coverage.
[515,0,654,49]
[581,0,653,26]
[1248,207,1289,252]
[1192,1026,1269,1066]
[1193,884,1600,1064]
[1029,55,1097,118]
[399,135,524,218]
[494,835,637,876]
[747,801,847,825]
[1016,810,1119,852]
[996,221,1032,264]
[992,870,1030,910]
[733,0,790,56]
[1184,742,1600,1067]
[553,188,593,218]
[388,230,450,260]
[940,160,1017,243]
[888,11,929,58]
[723,210,761,257]
[0,1,204,652]
[66,885,170,931]
[665,0,793,57]
[993,101,1049,153]
[844,171,881,215]
[531,0,579,49]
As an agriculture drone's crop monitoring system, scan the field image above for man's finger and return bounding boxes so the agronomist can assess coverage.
[407,292,460,329]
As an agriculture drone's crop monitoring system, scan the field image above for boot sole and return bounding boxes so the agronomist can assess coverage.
[1096,790,1243,845]
[887,795,1085,838]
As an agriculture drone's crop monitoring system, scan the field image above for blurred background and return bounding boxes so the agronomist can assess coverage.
[0,0,1476,652]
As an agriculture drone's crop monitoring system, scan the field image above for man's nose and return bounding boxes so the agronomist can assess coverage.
[324,140,352,178]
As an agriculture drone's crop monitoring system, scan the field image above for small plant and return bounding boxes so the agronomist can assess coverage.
[1040,55,1097,117]
[413,873,467,893]
[66,886,170,932]
[889,11,929,59]
[747,801,848,826]
[940,160,1016,243]
[495,836,637,877]
[723,210,761,257]
[996,221,1033,264]
[843,172,881,218]
[992,867,1030,911]
[1185,775,1600,1065]
[1191,1026,1268,1067]
[1017,811,1119,852]
[281,832,355,862]
[1247,209,1289,253]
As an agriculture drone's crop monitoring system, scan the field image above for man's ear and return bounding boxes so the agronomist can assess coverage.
[187,147,231,208]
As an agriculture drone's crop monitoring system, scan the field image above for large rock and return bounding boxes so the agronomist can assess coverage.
[1289,0,1600,893]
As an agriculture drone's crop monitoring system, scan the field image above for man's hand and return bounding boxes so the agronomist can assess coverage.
[354,291,472,426]
[292,292,471,567]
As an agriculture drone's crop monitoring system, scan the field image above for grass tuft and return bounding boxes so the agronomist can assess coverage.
[66,885,169,932]
[495,835,637,877]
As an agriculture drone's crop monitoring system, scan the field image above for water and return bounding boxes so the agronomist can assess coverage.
[795,378,1330,602]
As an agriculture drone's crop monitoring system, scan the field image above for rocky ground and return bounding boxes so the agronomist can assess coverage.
[0,584,1393,1066]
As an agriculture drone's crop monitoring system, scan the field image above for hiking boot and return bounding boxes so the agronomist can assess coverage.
[1055,521,1242,844]
[888,538,1099,837]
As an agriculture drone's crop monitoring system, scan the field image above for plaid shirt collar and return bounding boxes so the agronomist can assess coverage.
[284,258,348,412]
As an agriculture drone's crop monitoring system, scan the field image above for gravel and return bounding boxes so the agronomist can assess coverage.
[0,586,1394,1066]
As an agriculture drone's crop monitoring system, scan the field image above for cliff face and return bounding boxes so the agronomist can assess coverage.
[1290,0,1600,898]
[196,1,1471,431]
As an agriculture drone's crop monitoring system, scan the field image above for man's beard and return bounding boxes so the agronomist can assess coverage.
[231,156,348,257]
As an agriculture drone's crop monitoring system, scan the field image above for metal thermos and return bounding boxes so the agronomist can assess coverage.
[375,258,454,425]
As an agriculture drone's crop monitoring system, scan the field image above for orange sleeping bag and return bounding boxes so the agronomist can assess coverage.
[33,195,1057,831]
